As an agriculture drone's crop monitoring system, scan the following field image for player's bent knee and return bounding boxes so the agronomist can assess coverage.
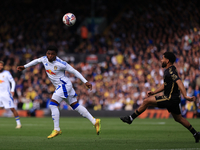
[49,101,59,106]
[143,97,157,106]
[174,118,180,122]
[173,116,182,123]
[71,103,79,110]
[143,98,151,105]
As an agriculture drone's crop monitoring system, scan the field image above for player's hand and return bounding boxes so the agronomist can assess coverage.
[185,96,196,102]
[85,82,92,91]
[147,91,155,97]
[17,66,25,71]
[11,92,14,97]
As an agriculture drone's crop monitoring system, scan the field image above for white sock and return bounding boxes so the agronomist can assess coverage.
[49,105,60,131]
[16,120,21,125]
[129,116,133,121]
[15,116,21,125]
[75,105,96,125]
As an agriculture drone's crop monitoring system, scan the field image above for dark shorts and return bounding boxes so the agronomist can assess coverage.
[155,95,181,115]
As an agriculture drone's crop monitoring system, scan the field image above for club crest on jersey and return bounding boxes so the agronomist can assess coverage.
[54,66,57,70]
[0,80,4,83]
[46,70,56,75]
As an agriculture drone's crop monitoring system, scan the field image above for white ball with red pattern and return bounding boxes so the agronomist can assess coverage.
[62,13,76,27]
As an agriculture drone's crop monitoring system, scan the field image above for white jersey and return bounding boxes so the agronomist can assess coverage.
[0,70,15,94]
[24,56,87,89]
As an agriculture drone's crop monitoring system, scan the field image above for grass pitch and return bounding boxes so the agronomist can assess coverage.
[0,117,200,150]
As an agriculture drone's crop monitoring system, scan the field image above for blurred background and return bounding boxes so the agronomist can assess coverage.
[0,0,200,118]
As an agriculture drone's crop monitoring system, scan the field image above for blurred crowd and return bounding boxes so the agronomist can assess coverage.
[0,0,200,117]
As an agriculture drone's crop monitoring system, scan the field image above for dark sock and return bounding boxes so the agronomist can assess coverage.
[131,110,141,120]
[187,125,197,135]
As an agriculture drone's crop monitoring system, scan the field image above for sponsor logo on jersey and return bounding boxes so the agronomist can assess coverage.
[54,66,57,70]
[0,80,4,83]
[46,70,56,75]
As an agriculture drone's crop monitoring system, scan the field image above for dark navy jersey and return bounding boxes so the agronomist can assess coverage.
[163,65,180,99]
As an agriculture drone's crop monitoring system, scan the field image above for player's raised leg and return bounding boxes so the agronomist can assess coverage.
[47,100,62,139]
[70,101,101,135]
[120,96,157,124]
[10,107,22,128]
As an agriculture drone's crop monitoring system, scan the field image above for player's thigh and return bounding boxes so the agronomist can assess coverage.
[168,103,181,115]
[155,96,171,108]
[0,101,4,107]
[0,95,15,109]
[144,96,157,106]
[52,93,78,105]
[51,94,63,104]
[52,84,72,104]
[66,96,78,105]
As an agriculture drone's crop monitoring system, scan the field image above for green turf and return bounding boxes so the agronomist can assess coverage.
[0,117,200,150]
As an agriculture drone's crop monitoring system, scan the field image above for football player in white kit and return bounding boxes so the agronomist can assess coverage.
[0,61,22,128]
[17,46,101,138]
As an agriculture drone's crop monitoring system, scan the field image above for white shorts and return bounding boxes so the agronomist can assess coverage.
[0,93,15,109]
[0,101,4,107]
[52,84,77,105]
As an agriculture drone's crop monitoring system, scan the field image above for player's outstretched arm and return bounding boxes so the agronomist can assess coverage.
[17,66,25,71]
[176,79,196,101]
[65,64,88,84]
[69,68,92,91]
[17,58,42,72]
[147,83,164,97]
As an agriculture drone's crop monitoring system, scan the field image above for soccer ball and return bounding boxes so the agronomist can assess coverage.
[62,13,76,27]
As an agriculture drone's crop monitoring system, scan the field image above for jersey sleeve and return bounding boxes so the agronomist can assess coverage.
[24,57,43,68]
[170,67,180,82]
[7,72,16,92]
[65,63,88,83]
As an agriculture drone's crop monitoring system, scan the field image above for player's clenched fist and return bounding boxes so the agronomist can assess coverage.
[147,91,154,97]
[85,82,92,90]
[17,66,25,71]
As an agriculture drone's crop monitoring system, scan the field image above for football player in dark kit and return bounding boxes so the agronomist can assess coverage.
[120,52,200,143]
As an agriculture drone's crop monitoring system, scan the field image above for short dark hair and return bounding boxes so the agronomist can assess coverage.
[46,45,58,53]
[163,52,176,64]
[0,61,4,65]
